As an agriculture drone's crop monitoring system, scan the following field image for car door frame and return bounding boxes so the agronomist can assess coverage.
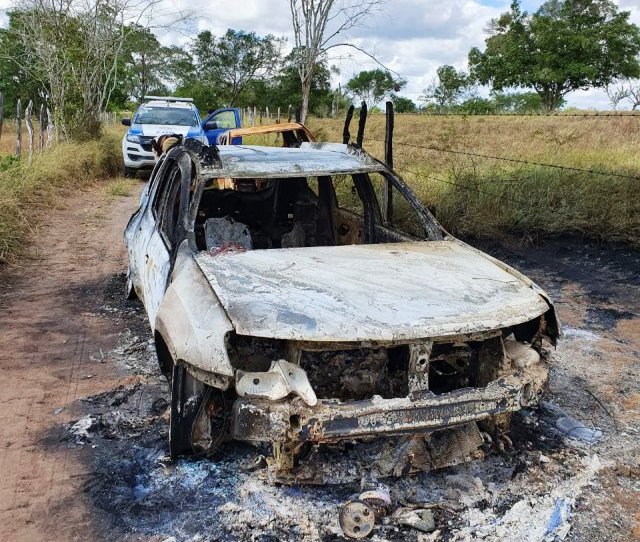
[202,107,242,145]
[124,154,170,300]
[125,149,194,327]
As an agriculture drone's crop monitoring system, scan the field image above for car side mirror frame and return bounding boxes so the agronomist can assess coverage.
[204,121,218,130]
[121,118,131,126]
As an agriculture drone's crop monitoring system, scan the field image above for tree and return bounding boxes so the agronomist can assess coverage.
[6,0,192,139]
[191,29,284,106]
[237,52,335,116]
[0,12,46,117]
[606,78,640,110]
[458,97,497,115]
[10,2,123,139]
[420,65,470,109]
[270,52,334,115]
[605,81,630,110]
[468,0,640,111]
[346,69,405,107]
[491,91,550,113]
[118,25,189,104]
[288,0,386,123]
[390,94,416,113]
[623,81,640,110]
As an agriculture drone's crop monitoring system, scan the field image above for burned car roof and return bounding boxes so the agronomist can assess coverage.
[200,142,386,179]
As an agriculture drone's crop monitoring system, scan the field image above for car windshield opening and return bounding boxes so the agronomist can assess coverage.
[194,173,439,252]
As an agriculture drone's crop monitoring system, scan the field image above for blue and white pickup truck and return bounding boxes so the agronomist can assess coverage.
[121,97,241,176]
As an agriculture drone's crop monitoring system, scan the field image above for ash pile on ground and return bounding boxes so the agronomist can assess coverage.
[64,240,640,541]
[68,377,603,542]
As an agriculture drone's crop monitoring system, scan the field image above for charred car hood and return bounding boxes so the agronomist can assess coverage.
[194,240,551,342]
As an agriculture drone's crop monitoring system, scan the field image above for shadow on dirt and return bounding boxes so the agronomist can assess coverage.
[473,236,640,314]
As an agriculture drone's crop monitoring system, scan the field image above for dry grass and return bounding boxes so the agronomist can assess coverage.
[105,177,136,198]
[2,113,637,259]
[0,130,121,263]
[0,120,48,156]
[308,114,640,244]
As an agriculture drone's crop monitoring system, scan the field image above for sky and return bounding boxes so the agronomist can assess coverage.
[2,0,640,109]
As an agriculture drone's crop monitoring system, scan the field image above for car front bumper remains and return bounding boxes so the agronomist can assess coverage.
[230,368,547,444]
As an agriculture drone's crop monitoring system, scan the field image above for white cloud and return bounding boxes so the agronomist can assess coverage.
[161,0,636,109]
[1,0,639,109]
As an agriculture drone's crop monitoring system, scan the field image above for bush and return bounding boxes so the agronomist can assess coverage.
[0,155,19,172]
[0,132,121,263]
[417,167,640,244]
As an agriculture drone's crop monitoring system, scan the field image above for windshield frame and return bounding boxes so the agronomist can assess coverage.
[365,171,443,242]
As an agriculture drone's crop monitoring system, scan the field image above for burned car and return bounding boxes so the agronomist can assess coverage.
[124,138,560,473]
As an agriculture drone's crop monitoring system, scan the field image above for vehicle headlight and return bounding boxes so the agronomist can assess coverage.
[126,134,141,144]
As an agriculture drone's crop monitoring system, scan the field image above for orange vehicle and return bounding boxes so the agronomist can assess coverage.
[217,122,315,147]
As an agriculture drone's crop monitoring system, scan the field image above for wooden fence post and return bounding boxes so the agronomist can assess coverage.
[0,92,4,143]
[46,108,54,147]
[383,100,395,222]
[16,99,22,158]
[39,104,45,152]
[25,100,34,164]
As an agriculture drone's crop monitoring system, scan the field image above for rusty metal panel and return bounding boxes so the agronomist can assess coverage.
[218,122,316,144]
[194,240,550,342]
[201,143,385,179]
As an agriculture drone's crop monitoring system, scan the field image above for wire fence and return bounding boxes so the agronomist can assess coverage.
[391,111,640,118]
[366,138,640,182]
[354,114,638,243]
[393,165,535,208]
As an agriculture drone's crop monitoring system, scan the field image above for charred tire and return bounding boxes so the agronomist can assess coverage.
[169,363,209,458]
[169,363,231,459]
[154,333,174,384]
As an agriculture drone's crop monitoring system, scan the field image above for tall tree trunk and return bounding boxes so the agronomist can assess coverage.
[300,72,312,124]
[539,87,558,112]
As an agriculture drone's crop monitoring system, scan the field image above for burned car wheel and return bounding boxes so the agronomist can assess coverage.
[169,363,230,458]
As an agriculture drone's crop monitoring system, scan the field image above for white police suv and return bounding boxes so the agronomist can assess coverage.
[121,96,207,176]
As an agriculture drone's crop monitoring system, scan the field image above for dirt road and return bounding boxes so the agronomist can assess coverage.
[0,186,142,541]
[0,184,639,541]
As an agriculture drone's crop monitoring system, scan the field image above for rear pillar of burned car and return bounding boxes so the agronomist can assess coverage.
[225,315,554,475]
